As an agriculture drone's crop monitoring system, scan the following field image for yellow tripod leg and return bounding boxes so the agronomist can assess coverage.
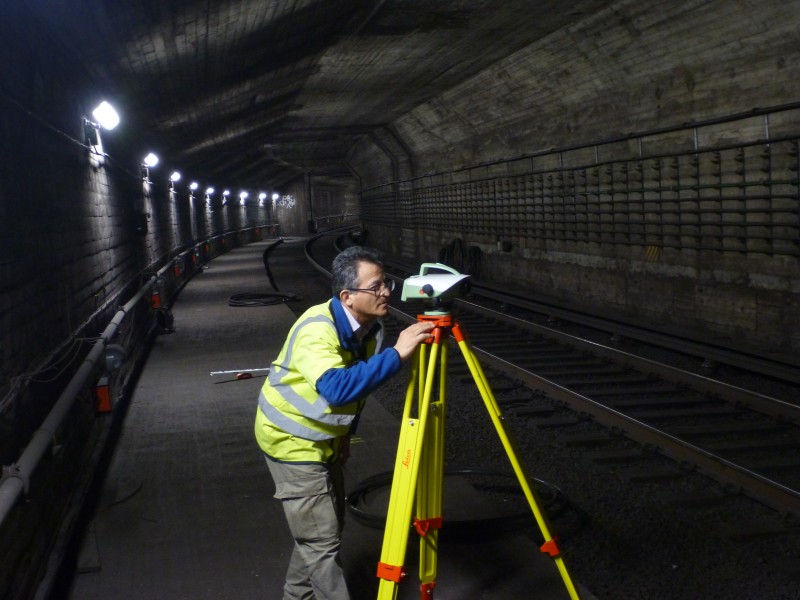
[453,325,582,600]
[377,338,441,599]
[416,340,446,597]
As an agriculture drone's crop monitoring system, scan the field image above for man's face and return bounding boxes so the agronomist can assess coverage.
[340,260,390,326]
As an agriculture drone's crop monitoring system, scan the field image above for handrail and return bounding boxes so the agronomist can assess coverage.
[0,225,274,528]
[0,276,155,524]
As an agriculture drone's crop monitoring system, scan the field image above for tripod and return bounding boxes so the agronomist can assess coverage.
[375,312,581,600]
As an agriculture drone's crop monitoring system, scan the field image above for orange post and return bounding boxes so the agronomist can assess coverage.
[94,376,112,413]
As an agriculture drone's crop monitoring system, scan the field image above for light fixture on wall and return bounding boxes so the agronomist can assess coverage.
[92,101,120,129]
[84,101,120,148]
[239,191,248,206]
[222,189,230,206]
[258,192,266,206]
[189,181,198,199]
[141,152,159,181]
[205,187,215,202]
[170,171,181,191]
[271,192,280,201]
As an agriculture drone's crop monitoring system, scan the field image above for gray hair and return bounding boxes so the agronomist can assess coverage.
[331,246,384,296]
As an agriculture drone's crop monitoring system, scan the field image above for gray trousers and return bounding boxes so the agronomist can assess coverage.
[266,458,349,600]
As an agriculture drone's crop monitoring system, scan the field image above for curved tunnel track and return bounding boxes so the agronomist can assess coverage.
[306,237,800,519]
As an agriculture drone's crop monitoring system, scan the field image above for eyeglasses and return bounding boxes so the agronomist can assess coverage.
[347,278,396,295]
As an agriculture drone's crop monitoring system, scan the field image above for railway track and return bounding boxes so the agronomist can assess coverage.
[305,235,800,521]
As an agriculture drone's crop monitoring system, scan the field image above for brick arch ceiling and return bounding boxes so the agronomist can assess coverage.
[19,0,613,188]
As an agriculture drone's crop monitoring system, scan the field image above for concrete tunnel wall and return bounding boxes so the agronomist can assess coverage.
[346,0,800,358]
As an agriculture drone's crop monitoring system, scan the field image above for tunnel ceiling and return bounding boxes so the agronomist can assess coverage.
[27,0,613,189]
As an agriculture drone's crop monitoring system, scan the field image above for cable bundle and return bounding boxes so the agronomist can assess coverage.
[228,293,300,307]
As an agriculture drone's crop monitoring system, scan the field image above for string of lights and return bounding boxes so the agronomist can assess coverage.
[1,89,283,203]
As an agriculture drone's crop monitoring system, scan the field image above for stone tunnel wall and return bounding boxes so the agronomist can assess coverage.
[348,0,800,357]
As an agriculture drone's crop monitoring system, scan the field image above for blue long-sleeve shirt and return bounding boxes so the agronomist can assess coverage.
[316,297,402,406]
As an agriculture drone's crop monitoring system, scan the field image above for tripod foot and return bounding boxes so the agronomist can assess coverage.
[420,581,436,598]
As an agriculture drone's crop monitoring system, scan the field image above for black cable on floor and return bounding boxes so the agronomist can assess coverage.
[345,468,572,535]
[227,292,301,307]
[262,238,284,291]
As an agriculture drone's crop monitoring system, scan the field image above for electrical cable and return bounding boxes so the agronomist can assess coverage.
[227,292,301,307]
[437,239,482,276]
[262,238,284,291]
[25,337,87,384]
[464,244,482,278]
[0,336,91,413]
[345,468,572,535]
[437,238,464,272]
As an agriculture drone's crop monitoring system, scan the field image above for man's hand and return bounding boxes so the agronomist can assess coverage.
[393,321,435,361]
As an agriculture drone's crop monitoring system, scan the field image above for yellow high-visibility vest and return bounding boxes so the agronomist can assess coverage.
[255,302,377,463]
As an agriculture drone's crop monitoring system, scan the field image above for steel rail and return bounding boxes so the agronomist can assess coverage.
[390,300,800,518]
[466,283,800,385]
[461,300,800,424]
[469,348,800,519]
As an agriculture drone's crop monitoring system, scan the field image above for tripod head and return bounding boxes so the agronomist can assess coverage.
[401,263,471,315]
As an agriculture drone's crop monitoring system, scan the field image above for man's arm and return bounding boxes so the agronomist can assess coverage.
[316,348,402,406]
[316,320,434,406]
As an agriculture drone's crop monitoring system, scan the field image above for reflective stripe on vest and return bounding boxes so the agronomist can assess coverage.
[264,312,357,438]
[258,390,350,441]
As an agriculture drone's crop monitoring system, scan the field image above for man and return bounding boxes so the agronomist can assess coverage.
[255,245,434,600]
